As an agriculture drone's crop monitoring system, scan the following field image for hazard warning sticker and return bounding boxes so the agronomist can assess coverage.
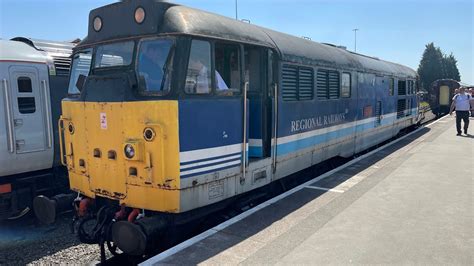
[100,113,107,129]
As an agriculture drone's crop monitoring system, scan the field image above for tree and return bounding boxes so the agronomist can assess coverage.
[417,43,445,91]
[442,53,461,81]
[417,43,462,91]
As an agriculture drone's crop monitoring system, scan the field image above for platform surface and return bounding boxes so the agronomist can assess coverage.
[145,116,473,265]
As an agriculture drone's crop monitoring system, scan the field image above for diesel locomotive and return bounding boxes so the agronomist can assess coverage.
[36,0,435,257]
[0,38,75,220]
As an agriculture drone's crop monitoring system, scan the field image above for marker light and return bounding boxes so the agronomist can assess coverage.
[124,144,136,159]
[135,7,146,24]
[93,16,103,32]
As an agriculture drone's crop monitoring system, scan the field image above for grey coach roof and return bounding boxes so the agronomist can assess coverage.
[83,0,417,78]
[0,39,48,63]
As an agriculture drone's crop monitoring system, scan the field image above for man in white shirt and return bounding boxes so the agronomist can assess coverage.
[450,87,472,135]
[188,59,229,93]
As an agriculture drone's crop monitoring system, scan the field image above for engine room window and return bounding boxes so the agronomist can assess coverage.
[68,49,92,95]
[137,39,174,95]
[215,43,240,95]
[341,73,351,98]
[17,77,32,93]
[94,41,134,68]
[185,40,212,94]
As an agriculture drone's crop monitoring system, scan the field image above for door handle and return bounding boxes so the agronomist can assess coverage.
[14,119,23,127]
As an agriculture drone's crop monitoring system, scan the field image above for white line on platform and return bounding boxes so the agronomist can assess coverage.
[305,185,345,193]
[140,115,447,266]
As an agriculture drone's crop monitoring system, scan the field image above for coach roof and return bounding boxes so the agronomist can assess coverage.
[0,39,48,64]
[82,0,416,78]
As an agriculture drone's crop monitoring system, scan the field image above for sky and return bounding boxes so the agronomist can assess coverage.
[1,0,472,84]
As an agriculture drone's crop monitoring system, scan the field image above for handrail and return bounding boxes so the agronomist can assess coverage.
[42,80,52,148]
[241,81,249,183]
[58,117,67,166]
[2,79,14,153]
[272,83,278,173]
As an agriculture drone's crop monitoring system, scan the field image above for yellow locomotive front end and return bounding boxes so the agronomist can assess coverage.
[61,100,181,212]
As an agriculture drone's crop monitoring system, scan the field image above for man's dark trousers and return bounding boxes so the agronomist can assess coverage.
[456,111,470,134]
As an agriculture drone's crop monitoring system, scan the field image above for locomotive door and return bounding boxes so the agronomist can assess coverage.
[8,66,48,154]
[245,46,273,161]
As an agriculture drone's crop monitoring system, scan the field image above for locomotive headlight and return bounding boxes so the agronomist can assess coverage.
[93,16,103,32]
[134,7,145,24]
[124,144,135,159]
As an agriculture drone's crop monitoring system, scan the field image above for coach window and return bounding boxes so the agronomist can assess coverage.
[18,77,32,93]
[215,43,240,96]
[389,78,394,96]
[341,73,351,97]
[137,39,174,95]
[17,76,36,114]
[185,40,212,94]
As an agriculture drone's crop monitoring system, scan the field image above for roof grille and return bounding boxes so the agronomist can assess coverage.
[51,54,72,76]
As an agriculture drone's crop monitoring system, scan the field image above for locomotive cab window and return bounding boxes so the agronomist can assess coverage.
[94,41,134,68]
[215,43,240,95]
[137,39,174,95]
[185,40,213,94]
[68,48,92,95]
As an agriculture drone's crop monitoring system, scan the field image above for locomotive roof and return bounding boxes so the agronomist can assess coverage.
[82,0,416,78]
[0,39,49,63]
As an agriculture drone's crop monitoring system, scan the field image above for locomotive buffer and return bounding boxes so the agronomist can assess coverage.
[142,115,473,265]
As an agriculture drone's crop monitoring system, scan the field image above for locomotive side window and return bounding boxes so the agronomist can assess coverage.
[185,40,212,94]
[137,39,174,95]
[215,43,240,95]
[389,78,394,96]
[18,77,32,93]
[68,49,92,95]
[341,73,351,98]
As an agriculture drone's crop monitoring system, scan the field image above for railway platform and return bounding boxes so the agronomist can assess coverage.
[142,115,473,265]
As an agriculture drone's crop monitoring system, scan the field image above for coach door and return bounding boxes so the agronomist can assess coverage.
[8,66,49,154]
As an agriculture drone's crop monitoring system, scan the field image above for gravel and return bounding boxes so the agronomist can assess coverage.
[0,213,111,265]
